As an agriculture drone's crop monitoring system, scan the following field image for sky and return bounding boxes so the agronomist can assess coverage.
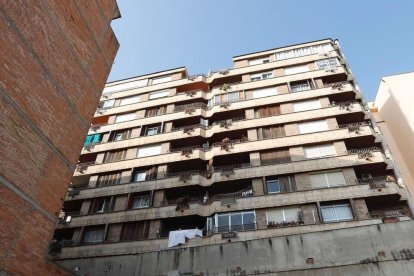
[108,0,414,101]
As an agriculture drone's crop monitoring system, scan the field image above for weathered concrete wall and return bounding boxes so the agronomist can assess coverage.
[56,220,414,276]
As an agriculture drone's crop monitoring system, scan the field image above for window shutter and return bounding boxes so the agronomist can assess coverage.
[310,173,328,188]
[152,76,172,85]
[319,144,336,156]
[285,65,309,75]
[252,87,278,99]
[115,113,136,123]
[137,145,162,157]
[284,208,300,221]
[293,100,321,112]
[298,120,328,134]
[120,96,140,106]
[326,171,346,186]
[266,209,285,223]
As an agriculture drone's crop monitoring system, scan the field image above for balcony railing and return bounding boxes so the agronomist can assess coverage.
[206,223,257,236]
[356,176,388,189]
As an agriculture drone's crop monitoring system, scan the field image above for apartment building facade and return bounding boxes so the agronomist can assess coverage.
[51,39,414,275]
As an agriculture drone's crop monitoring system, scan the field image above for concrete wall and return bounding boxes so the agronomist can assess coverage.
[0,1,120,275]
[56,220,414,276]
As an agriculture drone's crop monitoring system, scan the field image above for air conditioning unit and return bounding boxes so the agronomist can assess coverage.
[361,173,373,180]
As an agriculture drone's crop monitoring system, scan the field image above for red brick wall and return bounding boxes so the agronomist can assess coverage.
[0,1,120,275]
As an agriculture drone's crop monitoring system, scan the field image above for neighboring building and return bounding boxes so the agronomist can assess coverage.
[52,39,414,275]
[0,1,120,275]
[369,72,414,200]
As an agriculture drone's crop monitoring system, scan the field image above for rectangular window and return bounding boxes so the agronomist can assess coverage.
[145,106,166,117]
[145,127,160,136]
[250,71,273,81]
[132,167,157,182]
[309,171,346,188]
[258,125,285,139]
[316,58,339,70]
[111,129,132,141]
[119,95,140,106]
[115,113,136,123]
[149,90,170,99]
[251,86,278,99]
[275,44,332,60]
[266,179,280,194]
[104,149,127,163]
[255,104,280,117]
[298,120,328,134]
[102,99,115,108]
[83,226,105,244]
[249,57,270,66]
[131,196,151,209]
[152,75,172,85]
[290,81,312,92]
[320,203,353,222]
[120,221,149,241]
[260,149,290,164]
[266,207,301,224]
[304,144,336,159]
[208,210,256,233]
[137,144,162,158]
[103,79,148,94]
[96,171,122,187]
[284,65,309,75]
[293,100,321,112]
[89,197,111,214]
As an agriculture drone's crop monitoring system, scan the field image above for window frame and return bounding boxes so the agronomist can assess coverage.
[250,71,273,81]
[320,203,353,222]
[148,90,170,100]
[131,195,151,209]
[266,179,281,194]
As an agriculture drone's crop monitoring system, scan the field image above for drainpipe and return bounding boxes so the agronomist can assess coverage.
[334,39,414,216]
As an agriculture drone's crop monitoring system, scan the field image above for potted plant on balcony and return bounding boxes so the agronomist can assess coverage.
[221,83,231,92]
[297,210,305,225]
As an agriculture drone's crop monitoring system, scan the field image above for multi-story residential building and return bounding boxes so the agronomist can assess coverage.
[369,72,414,199]
[51,39,414,275]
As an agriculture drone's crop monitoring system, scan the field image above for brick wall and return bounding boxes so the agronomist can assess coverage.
[0,0,119,275]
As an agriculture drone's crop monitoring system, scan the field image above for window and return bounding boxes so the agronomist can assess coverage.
[298,120,328,134]
[255,105,280,117]
[290,80,312,92]
[84,133,102,145]
[284,65,309,75]
[82,226,105,244]
[316,58,338,70]
[309,171,346,189]
[132,167,157,182]
[320,203,353,222]
[266,207,301,224]
[250,71,273,81]
[251,87,278,99]
[275,44,332,60]
[260,149,290,164]
[266,180,280,193]
[152,75,172,85]
[102,99,115,108]
[96,171,122,187]
[115,113,136,123]
[207,210,256,233]
[120,221,149,241]
[145,126,160,136]
[249,57,270,66]
[208,91,245,107]
[258,125,285,139]
[145,106,166,117]
[102,79,148,94]
[104,149,127,163]
[137,144,162,158]
[119,95,140,106]
[89,197,111,214]
[293,100,321,112]
[111,129,132,141]
[304,144,336,159]
[131,196,151,209]
[149,90,169,99]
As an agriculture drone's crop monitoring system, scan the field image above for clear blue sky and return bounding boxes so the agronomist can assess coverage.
[108,0,414,101]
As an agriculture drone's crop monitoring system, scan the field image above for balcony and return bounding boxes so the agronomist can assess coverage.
[57,180,402,228]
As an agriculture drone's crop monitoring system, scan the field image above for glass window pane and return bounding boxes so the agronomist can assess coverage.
[335,205,353,220]
[242,212,255,225]
[321,207,336,222]
[326,171,346,187]
[267,180,281,193]
[217,214,230,227]
[230,213,242,226]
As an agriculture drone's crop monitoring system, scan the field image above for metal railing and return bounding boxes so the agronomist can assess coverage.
[356,176,388,189]
[206,223,257,236]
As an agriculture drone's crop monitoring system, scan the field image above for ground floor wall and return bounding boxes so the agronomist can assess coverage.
[55,221,414,276]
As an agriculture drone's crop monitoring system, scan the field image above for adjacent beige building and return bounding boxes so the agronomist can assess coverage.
[50,39,414,275]
[369,72,414,199]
